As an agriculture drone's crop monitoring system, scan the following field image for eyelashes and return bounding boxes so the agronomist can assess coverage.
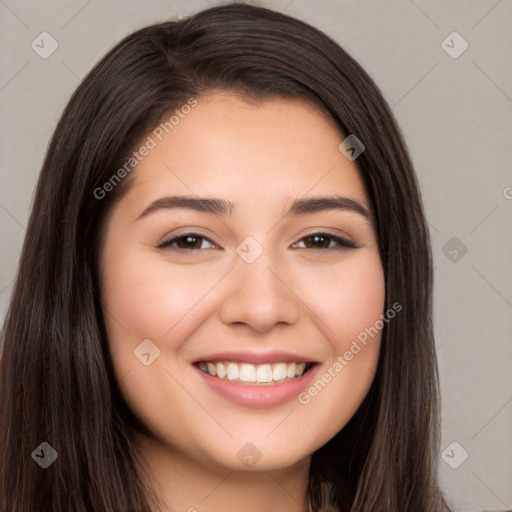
[291,233,358,250]
[157,232,358,252]
[157,233,215,251]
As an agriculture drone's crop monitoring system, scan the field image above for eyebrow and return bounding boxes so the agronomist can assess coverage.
[135,194,371,221]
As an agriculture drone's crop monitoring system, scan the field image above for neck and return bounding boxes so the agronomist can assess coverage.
[135,433,312,512]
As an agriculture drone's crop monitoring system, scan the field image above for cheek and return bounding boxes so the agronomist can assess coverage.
[100,252,221,429]
[100,247,231,393]
[102,267,165,382]
[292,253,385,432]
[102,252,216,341]
[300,252,385,343]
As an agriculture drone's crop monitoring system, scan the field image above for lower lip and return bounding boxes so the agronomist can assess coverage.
[194,364,320,409]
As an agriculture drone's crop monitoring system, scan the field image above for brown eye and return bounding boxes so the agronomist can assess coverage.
[293,233,358,250]
[158,233,215,251]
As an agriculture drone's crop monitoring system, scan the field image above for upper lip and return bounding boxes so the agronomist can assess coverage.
[193,350,319,365]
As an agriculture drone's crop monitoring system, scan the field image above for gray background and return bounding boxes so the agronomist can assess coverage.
[1,0,511,509]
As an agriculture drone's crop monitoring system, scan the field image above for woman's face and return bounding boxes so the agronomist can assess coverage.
[100,92,385,472]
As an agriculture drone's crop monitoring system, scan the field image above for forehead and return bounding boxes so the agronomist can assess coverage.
[124,92,369,210]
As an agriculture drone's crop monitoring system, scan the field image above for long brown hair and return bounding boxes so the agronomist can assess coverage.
[0,3,449,511]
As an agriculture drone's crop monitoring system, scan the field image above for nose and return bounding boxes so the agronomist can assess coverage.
[219,253,300,334]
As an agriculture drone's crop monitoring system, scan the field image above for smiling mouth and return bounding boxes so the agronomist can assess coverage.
[195,360,316,385]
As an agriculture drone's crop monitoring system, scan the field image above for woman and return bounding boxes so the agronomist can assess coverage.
[0,3,476,511]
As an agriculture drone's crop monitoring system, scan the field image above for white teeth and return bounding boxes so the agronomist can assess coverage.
[272,362,287,381]
[206,362,217,377]
[198,360,311,384]
[216,362,227,379]
[256,364,273,383]
[227,362,239,381]
[239,363,257,382]
[286,362,296,378]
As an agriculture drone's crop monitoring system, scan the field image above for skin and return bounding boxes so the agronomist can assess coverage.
[99,92,385,512]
